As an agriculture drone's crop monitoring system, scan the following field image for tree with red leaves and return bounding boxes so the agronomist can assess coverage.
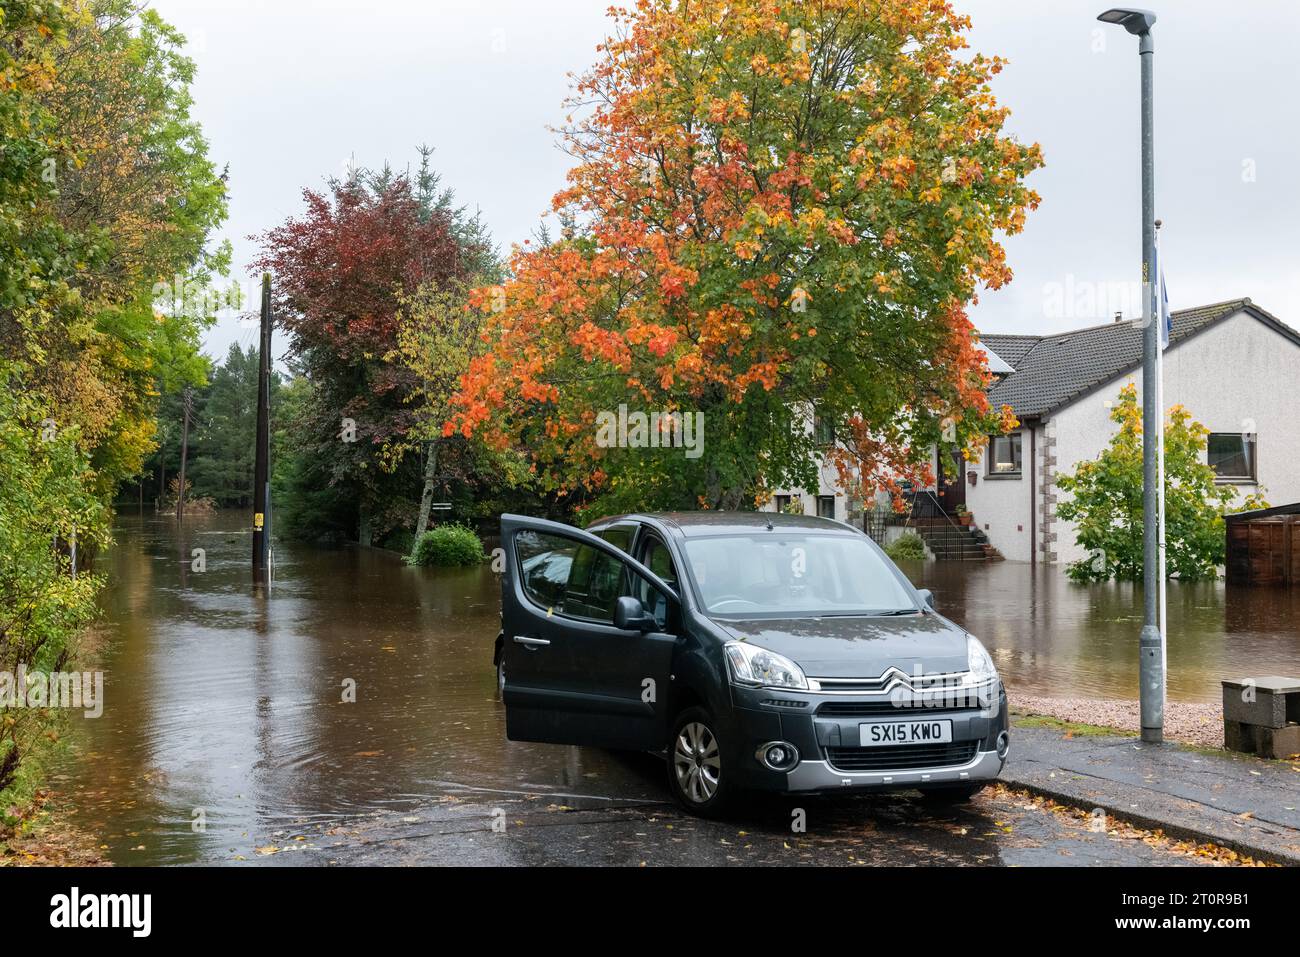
[255,152,491,543]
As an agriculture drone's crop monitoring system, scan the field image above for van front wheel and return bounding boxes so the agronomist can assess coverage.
[667,707,731,818]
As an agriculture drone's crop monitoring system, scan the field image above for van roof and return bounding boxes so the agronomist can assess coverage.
[598,511,856,538]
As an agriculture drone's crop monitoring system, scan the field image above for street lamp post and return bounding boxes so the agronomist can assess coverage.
[1098,7,1163,744]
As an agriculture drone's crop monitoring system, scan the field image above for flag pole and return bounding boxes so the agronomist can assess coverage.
[1155,221,1168,703]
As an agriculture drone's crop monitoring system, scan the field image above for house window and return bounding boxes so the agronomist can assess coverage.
[775,494,802,515]
[816,495,836,520]
[987,433,1023,476]
[1208,433,1256,483]
[813,413,835,447]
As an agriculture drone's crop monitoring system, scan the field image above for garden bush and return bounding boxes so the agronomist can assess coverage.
[884,532,927,562]
[408,524,485,567]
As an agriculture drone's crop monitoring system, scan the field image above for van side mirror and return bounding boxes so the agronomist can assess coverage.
[614,595,658,632]
[917,588,936,611]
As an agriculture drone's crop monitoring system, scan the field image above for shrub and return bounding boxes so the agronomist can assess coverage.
[1057,384,1236,582]
[162,478,216,515]
[408,524,485,567]
[885,532,927,562]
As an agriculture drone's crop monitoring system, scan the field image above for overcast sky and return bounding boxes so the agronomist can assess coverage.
[149,0,1300,363]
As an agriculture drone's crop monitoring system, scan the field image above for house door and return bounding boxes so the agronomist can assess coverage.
[936,449,966,514]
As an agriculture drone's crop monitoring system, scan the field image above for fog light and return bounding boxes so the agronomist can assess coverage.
[996,731,1010,760]
[756,741,799,771]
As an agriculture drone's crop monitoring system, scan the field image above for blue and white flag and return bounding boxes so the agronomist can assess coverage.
[1154,235,1172,350]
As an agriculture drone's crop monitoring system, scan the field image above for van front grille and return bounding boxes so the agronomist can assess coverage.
[825,741,979,772]
[817,700,983,718]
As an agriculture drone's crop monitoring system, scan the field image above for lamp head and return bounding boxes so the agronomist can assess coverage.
[1097,8,1157,35]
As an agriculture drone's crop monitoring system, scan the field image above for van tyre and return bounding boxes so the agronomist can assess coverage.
[668,707,731,817]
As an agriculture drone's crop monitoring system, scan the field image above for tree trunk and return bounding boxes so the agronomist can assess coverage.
[412,440,441,551]
[705,465,722,509]
[176,390,191,521]
[157,449,166,510]
[718,487,745,510]
[358,505,373,548]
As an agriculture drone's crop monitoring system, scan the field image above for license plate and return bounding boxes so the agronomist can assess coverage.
[859,719,953,747]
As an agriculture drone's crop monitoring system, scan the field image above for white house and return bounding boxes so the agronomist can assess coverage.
[766,298,1300,567]
[763,406,848,522]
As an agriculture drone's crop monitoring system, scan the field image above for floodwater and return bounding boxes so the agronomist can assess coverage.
[899,559,1300,702]
[54,512,1300,865]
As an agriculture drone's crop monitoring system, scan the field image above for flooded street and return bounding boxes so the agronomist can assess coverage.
[58,512,663,865]
[54,512,1300,865]
[901,559,1300,702]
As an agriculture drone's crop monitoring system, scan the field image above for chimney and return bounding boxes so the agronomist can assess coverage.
[1114,310,1124,324]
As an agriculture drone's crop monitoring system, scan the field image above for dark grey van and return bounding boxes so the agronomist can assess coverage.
[494,512,1008,816]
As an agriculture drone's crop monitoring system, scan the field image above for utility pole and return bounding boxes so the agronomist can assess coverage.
[176,386,193,520]
[252,273,272,580]
[1098,7,1164,743]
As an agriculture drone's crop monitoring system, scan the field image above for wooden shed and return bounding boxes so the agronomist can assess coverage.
[1226,504,1300,586]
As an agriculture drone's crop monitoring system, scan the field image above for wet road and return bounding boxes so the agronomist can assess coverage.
[242,777,1227,867]
[53,513,1292,865]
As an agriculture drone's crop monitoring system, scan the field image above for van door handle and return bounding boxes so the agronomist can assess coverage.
[513,635,550,648]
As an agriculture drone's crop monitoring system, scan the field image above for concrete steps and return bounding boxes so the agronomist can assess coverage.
[909,518,1005,562]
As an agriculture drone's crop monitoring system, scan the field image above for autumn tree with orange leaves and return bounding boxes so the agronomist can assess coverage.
[449,0,1039,517]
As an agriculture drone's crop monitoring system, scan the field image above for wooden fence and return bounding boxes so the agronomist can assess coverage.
[1227,513,1300,586]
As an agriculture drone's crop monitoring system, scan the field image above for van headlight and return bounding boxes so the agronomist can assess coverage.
[964,635,998,688]
[724,641,808,690]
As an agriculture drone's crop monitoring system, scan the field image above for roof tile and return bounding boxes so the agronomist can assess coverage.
[980,299,1256,419]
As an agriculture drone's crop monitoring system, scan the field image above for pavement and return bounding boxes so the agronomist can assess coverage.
[1001,720,1300,865]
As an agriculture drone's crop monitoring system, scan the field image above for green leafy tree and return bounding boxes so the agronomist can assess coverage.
[0,0,226,817]
[387,276,536,546]
[184,344,281,507]
[1056,384,1239,582]
[16,1,230,496]
[270,375,356,545]
[0,364,107,804]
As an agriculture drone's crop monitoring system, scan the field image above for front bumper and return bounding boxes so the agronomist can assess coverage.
[786,747,1003,792]
[725,682,1009,794]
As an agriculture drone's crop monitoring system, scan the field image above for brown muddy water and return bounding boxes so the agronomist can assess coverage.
[54,512,1300,864]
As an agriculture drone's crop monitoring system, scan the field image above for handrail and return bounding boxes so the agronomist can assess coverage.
[901,490,970,559]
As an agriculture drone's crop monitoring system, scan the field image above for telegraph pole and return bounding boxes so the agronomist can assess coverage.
[252,273,272,579]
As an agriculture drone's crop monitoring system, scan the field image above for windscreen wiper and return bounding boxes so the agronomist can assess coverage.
[821,608,919,618]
